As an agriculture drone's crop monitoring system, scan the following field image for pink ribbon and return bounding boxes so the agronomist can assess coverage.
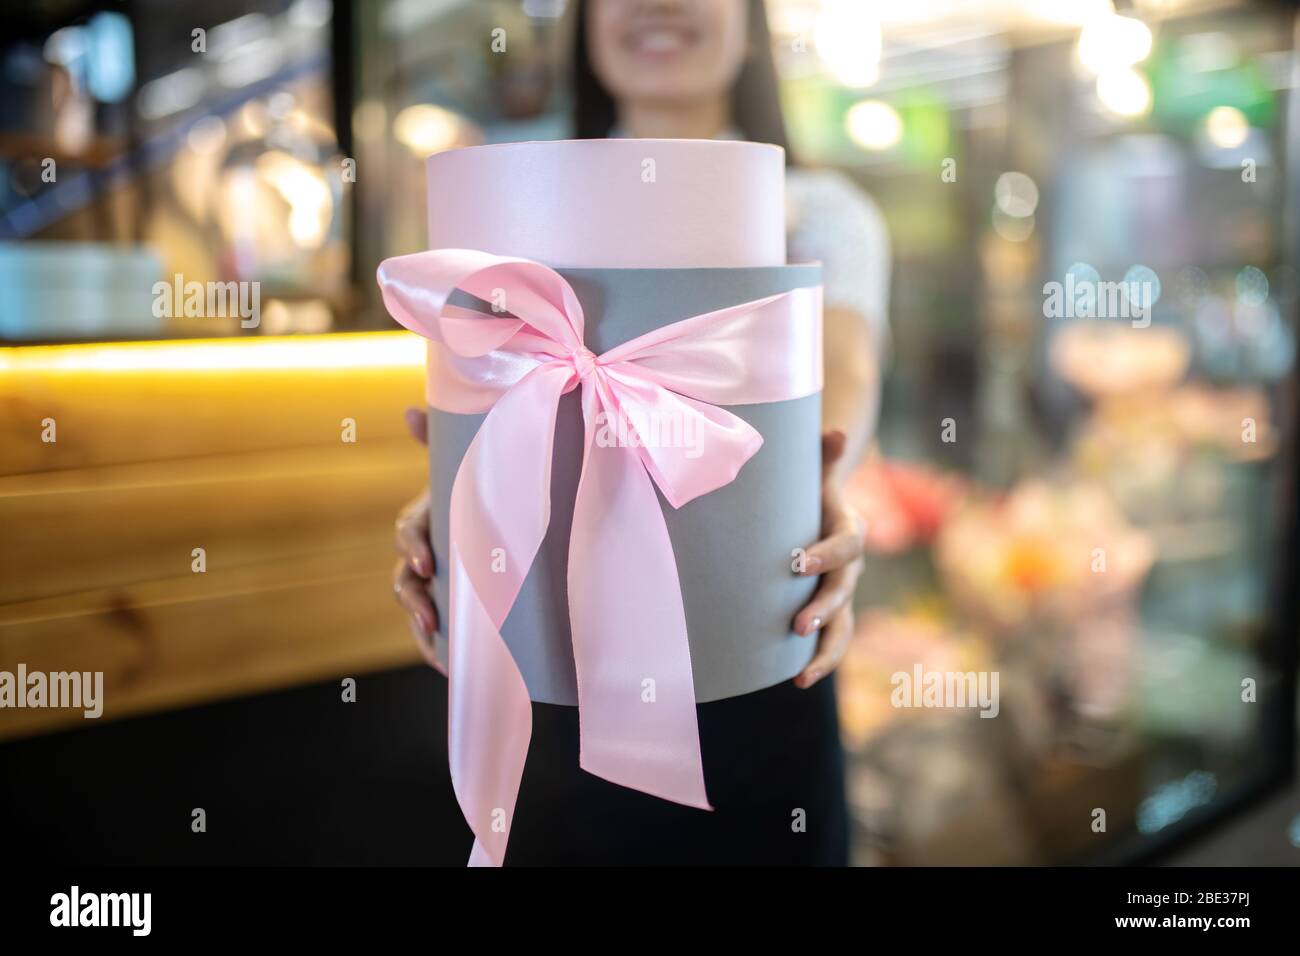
[377,248,822,866]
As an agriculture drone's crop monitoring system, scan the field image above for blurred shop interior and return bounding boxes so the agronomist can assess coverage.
[0,0,1298,865]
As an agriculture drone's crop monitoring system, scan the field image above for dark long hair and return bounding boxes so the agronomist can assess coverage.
[569,0,792,158]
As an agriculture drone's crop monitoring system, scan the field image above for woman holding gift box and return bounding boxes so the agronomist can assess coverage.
[391,0,888,865]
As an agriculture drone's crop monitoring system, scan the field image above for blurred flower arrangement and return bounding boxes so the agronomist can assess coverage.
[934,479,1154,636]
[1071,384,1276,533]
[837,605,987,749]
[1049,320,1191,399]
[846,454,966,554]
[935,478,1155,726]
[839,458,1159,860]
[840,319,1280,757]
[1051,320,1278,535]
[842,462,1156,755]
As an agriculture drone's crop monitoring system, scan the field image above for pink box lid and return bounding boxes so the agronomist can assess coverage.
[426,138,786,269]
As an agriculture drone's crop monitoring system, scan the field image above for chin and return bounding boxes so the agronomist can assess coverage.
[628,84,706,104]
[621,73,719,104]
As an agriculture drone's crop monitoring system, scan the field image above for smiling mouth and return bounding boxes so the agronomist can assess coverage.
[624,25,699,57]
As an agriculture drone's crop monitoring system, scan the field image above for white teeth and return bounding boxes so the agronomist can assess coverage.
[636,30,686,53]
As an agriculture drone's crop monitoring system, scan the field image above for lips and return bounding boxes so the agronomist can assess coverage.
[624,25,698,56]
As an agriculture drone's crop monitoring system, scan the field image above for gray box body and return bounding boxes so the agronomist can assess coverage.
[426,265,822,705]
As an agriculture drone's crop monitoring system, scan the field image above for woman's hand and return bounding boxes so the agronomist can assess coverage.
[392,407,441,669]
[792,429,866,688]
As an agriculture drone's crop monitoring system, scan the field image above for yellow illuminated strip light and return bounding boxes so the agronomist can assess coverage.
[0,332,425,373]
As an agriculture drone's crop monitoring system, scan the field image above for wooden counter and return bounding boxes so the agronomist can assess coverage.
[0,333,429,739]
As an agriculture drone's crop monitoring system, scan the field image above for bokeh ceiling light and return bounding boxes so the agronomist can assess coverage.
[1122,264,1162,310]
[994,171,1039,218]
[254,150,333,248]
[1204,105,1249,149]
[1077,15,1153,75]
[845,100,903,151]
[814,0,882,88]
[1096,68,1152,118]
[393,104,461,158]
[1236,266,1269,306]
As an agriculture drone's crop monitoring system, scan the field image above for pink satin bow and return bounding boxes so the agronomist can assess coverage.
[377,248,822,866]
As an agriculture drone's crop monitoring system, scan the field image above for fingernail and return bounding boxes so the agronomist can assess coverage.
[412,554,430,576]
[805,616,823,635]
[801,669,822,687]
[802,556,823,574]
[417,611,433,634]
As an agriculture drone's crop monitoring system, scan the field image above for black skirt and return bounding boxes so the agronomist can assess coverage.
[501,674,850,866]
